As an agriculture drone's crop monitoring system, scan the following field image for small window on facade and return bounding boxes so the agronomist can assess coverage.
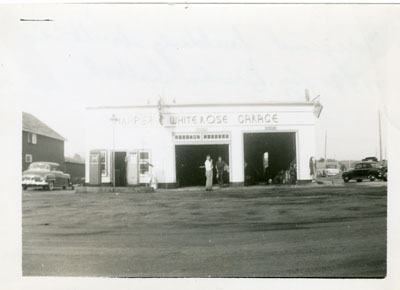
[140,152,149,160]
[139,151,150,174]
[140,163,149,174]
[25,154,32,163]
[27,133,37,144]
[100,151,107,176]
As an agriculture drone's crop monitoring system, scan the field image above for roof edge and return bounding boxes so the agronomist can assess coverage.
[22,128,66,141]
[86,102,316,110]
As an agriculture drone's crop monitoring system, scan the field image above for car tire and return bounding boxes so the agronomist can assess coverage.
[343,177,350,183]
[369,175,375,182]
[63,180,68,190]
[22,185,27,190]
[48,181,54,191]
[356,179,362,182]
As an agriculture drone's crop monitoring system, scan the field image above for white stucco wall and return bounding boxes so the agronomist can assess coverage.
[84,103,320,185]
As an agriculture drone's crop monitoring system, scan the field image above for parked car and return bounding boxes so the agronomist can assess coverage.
[22,162,71,190]
[342,161,381,182]
[325,164,340,176]
[380,166,387,182]
[362,156,378,162]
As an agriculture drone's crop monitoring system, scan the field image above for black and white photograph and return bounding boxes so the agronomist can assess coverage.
[1,1,400,289]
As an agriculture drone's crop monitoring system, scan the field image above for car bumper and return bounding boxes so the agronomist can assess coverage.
[22,180,48,186]
[326,172,339,176]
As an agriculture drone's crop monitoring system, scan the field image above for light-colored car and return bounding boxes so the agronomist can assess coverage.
[22,162,71,190]
[325,164,340,176]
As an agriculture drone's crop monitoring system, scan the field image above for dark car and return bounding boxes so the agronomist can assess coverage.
[380,166,387,182]
[22,162,71,190]
[342,161,381,182]
[362,156,379,162]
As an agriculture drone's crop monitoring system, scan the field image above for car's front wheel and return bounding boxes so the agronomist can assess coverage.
[343,176,350,183]
[63,179,68,189]
[22,185,27,190]
[369,175,375,182]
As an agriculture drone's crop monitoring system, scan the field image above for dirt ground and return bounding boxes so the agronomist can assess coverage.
[22,181,387,278]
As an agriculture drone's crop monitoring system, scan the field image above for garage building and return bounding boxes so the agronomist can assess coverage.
[84,101,323,188]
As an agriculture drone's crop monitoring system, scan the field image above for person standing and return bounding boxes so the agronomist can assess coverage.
[205,155,213,191]
[216,156,227,187]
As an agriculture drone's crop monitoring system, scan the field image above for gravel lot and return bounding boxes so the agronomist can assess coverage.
[22,181,387,278]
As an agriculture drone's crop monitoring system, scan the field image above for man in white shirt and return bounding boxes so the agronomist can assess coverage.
[204,155,213,191]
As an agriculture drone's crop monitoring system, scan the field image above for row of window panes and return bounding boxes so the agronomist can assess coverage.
[175,135,201,140]
[204,134,230,140]
[175,134,229,140]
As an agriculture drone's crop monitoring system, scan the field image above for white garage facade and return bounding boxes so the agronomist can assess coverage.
[84,101,323,188]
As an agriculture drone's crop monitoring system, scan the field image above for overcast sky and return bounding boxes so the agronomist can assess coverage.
[1,4,398,160]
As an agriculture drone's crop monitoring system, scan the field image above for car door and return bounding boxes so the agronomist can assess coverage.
[353,163,363,178]
[362,163,372,178]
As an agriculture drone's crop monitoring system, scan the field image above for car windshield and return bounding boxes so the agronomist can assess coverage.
[326,165,337,169]
[28,163,51,170]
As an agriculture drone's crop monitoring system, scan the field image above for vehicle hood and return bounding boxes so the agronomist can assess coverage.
[22,170,52,177]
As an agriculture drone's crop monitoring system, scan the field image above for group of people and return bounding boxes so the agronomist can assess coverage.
[204,155,228,191]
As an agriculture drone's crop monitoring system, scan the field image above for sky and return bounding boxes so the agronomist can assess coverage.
[1,4,398,160]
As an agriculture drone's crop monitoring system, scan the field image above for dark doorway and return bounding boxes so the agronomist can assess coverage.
[175,144,229,187]
[243,132,296,185]
[114,151,127,186]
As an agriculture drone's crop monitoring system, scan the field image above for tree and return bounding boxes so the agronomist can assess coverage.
[73,153,84,162]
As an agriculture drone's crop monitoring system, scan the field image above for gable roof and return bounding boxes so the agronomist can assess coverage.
[22,112,66,141]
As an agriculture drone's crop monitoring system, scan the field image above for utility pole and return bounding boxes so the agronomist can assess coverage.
[324,130,327,168]
[378,110,383,162]
[110,114,119,190]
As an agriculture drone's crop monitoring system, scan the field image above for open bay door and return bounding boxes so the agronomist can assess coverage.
[126,151,139,185]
